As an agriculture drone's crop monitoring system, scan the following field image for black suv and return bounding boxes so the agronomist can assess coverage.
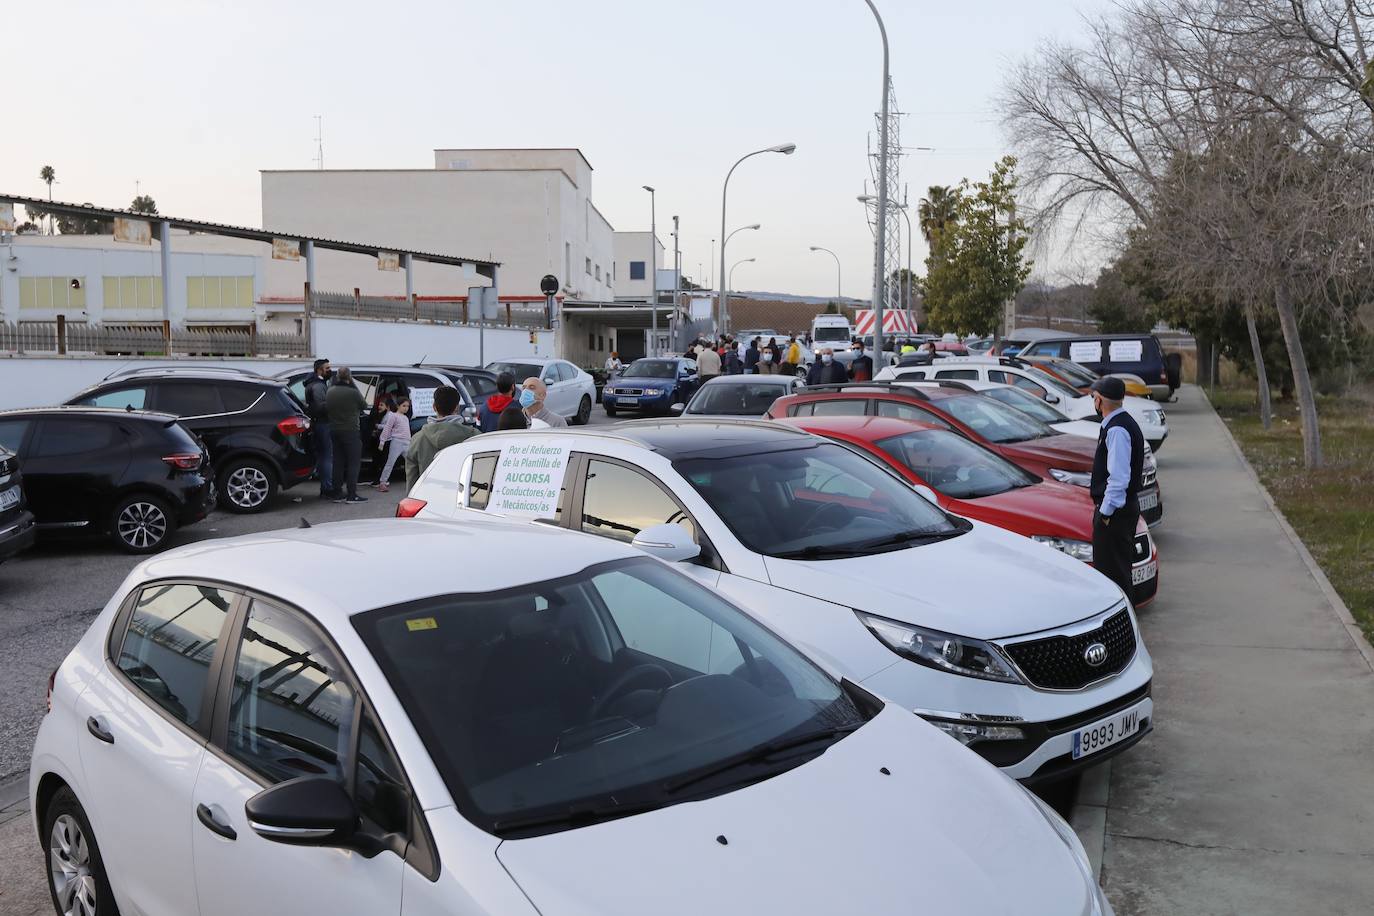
[0,408,213,553]
[0,446,37,564]
[65,368,314,513]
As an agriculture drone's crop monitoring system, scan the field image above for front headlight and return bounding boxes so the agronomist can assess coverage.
[1031,535,1094,562]
[1050,468,1092,488]
[856,611,1022,683]
[642,389,663,397]
[1144,409,1165,426]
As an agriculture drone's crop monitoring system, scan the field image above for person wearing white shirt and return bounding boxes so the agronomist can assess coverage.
[604,352,623,374]
[1089,376,1146,599]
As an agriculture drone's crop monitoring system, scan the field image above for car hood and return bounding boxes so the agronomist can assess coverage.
[1001,433,1097,471]
[954,480,1095,542]
[762,520,1121,640]
[495,707,1092,916]
[1050,419,1103,440]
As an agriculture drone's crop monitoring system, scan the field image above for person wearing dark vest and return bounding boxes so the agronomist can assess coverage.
[1089,376,1145,600]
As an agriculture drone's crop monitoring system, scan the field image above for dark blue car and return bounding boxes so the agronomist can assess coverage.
[603,357,699,416]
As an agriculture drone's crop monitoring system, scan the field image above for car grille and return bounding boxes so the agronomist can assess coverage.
[1001,609,1136,690]
[612,387,644,396]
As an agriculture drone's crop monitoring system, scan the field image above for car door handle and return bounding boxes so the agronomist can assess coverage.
[196,804,238,841]
[85,716,114,744]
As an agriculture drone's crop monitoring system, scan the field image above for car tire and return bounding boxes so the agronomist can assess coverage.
[110,494,176,554]
[44,786,121,916]
[574,395,592,426]
[218,458,277,514]
[604,403,617,417]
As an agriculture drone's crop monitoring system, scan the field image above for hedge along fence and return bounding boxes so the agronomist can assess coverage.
[0,321,309,357]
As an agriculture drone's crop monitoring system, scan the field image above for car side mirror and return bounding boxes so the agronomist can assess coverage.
[912,484,940,506]
[1045,394,1060,404]
[631,523,701,563]
[670,403,686,415]
[245,776,358,847]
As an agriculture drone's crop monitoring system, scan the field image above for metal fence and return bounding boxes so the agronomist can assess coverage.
[0,322,310,358]
[309,290,548,329]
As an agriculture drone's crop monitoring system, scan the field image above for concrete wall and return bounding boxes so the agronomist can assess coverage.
[613,231,665,301]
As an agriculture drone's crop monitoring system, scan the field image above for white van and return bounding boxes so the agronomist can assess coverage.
[810,314,853,347]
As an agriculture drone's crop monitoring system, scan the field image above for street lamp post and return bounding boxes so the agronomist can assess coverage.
[898,204,913,319]
[643,185,657,356]
[720,224,761,336]
[862,0,891,362]
[809,246,842,301]
[671,214,680,351]
[719,143,796,334]
[729,257,756,291]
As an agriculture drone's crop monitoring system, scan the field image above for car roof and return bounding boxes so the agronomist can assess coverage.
[0,405,179,423]
[488,357,559,366]
[422,364,496,376]
[92,366,282,385]
[700,374,794,386]
[135,517,645,622]
[776,414,943,439]
[1030,332,1157,342]
[784,381,967,403]
[479,417,817,460]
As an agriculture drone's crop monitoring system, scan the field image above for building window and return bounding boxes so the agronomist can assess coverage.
[103,276,163,311]
[19,276,86,310]
[588,332,596,350]
[565,243,572,287]
[595,264,601,281]
[630,261,646,281]
[187,276,254,310]
[598,335,604,351]
[585,257,592,276]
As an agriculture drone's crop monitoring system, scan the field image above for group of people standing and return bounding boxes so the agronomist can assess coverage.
[672,333,876,387]
[302,359,568,503]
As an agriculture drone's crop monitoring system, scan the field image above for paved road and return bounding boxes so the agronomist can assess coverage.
[1102,387,1374,914]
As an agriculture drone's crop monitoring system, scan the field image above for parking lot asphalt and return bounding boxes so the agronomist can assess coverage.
[1101,386,1374,914]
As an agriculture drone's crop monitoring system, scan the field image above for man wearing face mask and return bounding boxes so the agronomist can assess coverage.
[1089,376,1146,600]
[304,358,338,499]
[806,348,849,385]
[848,342,874,381]
[521,377,569,427]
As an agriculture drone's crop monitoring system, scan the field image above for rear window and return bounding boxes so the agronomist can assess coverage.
[33,419,120,457]
[488,362,542,384]
[155,384,225,417]
[219,384,266,413]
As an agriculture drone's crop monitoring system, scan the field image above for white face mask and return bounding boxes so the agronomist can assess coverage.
[762,353,773,362]
[821,354,833,364]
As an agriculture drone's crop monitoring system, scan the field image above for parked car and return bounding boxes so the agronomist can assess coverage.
[679,374,805,418]
[414,364,500,408]
[1018,334,1178,401]
[779,415,1159,606]
[407,421,1155,785]
[602,358,699,416]
[65,369,312,514]
[927,378,1104,439]
[765,382,1163,527]
[0,407,212,553]
[0,445,37,563]
[486,357,596,425]
[878,356,1170,451]
[29,515,1115,916]
[1019,355,1153,400]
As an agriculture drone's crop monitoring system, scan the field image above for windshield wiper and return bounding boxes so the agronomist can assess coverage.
[492,797,666,835]
[856,528,963,551]
[773,544,871,560]
[662,723,863,796]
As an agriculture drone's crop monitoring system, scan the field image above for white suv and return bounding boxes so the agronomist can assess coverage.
[406,420,1155,783]
[879,356,1169,450]
[30,516,1114,916]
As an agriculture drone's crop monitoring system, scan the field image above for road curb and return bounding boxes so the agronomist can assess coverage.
[1205,390,1374,674]
[1068,759,1110,883]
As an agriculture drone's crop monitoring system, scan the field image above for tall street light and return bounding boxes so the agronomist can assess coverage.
[643,185,657,356]
[809,246,842,301]
[721,224,761,337]
[898,203,914,323]
[719,143,796,334]
[729,257,756,291]
[862,0,891,362]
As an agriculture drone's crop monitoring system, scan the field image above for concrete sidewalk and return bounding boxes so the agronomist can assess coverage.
[1103,386,1374,914]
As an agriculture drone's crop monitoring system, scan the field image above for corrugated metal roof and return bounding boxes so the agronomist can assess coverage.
[1,194,499,269]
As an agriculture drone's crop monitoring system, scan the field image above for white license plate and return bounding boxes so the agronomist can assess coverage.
[619,397,639,406]
[1131,559,1158,585]
[1138,489,1160,511]
[0,487,18,511]
[1072,707,1141,760]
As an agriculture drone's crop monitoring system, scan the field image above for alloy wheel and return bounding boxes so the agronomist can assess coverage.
[117,501,168,550]
[49,814,98,916]
[226,466,270,509]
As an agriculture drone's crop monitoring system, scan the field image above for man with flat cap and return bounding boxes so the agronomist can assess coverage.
[1089,375,1146,601]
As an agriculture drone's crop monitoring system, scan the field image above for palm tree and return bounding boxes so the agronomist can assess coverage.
[918,185,958,256]
[39,165,56,234]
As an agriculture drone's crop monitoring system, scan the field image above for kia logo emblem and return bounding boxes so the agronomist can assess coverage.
[1083,643,1109,667]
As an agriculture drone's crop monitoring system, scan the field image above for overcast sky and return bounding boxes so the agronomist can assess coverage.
[3,0,1111,298]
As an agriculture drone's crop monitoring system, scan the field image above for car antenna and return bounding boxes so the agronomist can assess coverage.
[298,517,312,529]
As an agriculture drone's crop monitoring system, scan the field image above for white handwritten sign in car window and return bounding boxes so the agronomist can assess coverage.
[1069,341,1102,364]
[487,440,572,519]
[408,388,437,418]
[1109,340,1144,362]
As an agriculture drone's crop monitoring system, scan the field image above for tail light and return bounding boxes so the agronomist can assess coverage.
[162,453,203,470]
[277,416,311,437]
[47,668,58,713]
[1160,369,1169,383]
[396,497,427,518]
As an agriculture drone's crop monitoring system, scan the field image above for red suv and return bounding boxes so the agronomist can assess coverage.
[778,415,1159,606]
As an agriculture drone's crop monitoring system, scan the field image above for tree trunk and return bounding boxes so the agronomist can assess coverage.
[1244,304,1272,429]
[1196,335,1213,388]
[1273,281,1322,468]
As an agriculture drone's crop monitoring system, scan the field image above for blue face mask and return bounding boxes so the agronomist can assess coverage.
[519,389,537,408]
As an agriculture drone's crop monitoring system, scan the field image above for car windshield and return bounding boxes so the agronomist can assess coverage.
[1027,367,1086,402]
[813,327,851,343]
[1047,360,1099,387]
[982,386,1071,423]
[622,360,678,379]
[352,557,867,837]
[487,362,542,384]
[686,382,789,416]
[677,442,962,559]
[940,394,1058,443]
[876,429,1037,499]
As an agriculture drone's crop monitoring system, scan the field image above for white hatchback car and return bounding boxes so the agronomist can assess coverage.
[406,420,1155,784]
[878,356,1169,450]
[486,357,596,425]
[30,516,1113,916]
